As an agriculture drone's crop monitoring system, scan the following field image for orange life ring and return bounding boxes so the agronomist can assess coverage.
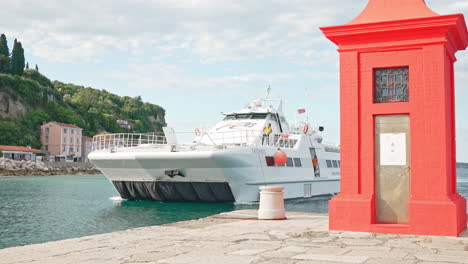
[194,128,201,136]
[302,124,309,134]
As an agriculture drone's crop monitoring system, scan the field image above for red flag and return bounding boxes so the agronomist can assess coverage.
[297,109,306,114]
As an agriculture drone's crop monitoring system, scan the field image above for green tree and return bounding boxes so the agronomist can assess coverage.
[17,41,25,75]
[10,39,25,75]
[0,34,8,56]
[25,62,29,69]
[10,39,19,75]
[35,64,38,71]
[0,34,9,73]
[0,56,9,74]
[0,121,21,146]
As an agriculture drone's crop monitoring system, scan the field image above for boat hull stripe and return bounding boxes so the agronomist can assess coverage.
[111,181,235,203]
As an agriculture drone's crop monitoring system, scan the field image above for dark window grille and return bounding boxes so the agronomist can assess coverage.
[374,67,409,103]
[326,160,332,168]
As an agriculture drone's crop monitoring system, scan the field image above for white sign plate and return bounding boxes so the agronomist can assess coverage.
[380,133,406,166]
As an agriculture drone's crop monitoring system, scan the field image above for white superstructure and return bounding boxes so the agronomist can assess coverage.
[89,97,340,203]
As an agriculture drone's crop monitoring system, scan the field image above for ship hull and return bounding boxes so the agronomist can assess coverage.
[89,147,339,203]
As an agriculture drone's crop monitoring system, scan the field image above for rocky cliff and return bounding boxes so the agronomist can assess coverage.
[0,70,166,149]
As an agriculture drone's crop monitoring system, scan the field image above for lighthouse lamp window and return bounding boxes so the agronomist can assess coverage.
[374,67,409,103]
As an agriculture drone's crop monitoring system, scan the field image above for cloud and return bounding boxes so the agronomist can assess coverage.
[0,0,369,63]
[104,61,295,97]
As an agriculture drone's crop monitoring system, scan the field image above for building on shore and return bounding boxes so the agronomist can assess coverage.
[0,145,42,161]
[40,122,83,162]
[81,137,93,162]
[116,119,132,130]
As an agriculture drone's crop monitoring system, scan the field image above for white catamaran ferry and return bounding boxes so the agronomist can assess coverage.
[89,96,340,203]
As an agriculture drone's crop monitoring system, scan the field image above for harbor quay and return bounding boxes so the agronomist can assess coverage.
[1,210,468,264]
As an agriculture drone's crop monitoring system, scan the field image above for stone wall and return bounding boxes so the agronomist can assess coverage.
[0,158,101,176]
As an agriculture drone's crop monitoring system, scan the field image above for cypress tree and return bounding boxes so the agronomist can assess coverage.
[25,62,29,69]
[0,34,9,73]
[17,41,25,75]
[10,39,19,75]
[0,34,8,57]
[35,64,39,71]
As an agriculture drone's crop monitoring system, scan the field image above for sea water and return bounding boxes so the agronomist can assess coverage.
[0,171,468,249]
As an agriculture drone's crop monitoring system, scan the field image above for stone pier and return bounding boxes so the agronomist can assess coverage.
[1,210,468,264]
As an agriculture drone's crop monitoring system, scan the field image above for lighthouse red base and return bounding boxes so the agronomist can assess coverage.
[321,0,468,237]
[329,194,467,236]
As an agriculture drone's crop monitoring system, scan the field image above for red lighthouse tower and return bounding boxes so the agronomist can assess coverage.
[321,0,468,236]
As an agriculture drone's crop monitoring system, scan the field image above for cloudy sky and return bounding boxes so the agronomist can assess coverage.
[1,0,468,161]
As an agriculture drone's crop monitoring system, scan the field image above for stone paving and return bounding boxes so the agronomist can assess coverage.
[1,210,468,264]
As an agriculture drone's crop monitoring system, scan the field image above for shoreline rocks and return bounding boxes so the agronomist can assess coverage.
[0,158,101,176]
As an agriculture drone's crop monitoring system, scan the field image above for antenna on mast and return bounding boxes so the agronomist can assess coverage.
[265,85,271,99]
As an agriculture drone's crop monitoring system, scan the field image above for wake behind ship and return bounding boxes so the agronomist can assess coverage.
[89,96,340,203]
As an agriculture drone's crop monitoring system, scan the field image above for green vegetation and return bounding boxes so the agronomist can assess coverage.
[0,33,166,149]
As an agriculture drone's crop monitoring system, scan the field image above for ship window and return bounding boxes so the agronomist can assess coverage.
[338,161,340,167]
[236,114,252,120]
[332,160,338,168]
[224,113,267,120]
[293,158,302,167]
[269,114,278,122]
[265,156,275,167]
[326,160,332,168]
[251,114,267,119]
[324,146,340,153]
[286,158,294,167]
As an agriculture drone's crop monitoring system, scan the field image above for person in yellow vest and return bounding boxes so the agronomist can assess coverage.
[262,123,273,145]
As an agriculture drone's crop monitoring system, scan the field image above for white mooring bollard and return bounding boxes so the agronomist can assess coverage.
[258,186,286,220]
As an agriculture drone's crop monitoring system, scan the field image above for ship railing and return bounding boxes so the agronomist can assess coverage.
[92,133,167,151]
[194,131,299,149]
[91,131,300,152]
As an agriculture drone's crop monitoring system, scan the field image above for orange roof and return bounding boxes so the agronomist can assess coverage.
[0,145,43,153]
[53,122,81,129]
[82,137,93,141]
[43,122,81,129]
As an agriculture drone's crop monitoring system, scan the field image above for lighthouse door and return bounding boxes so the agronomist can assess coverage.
[375,115,410,223]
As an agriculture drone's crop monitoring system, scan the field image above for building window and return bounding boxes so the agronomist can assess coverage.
[374,67,409,103]
[293,158,302,167]
[64,128,67,133]
[45,135,49,143]
[45,128,49,134]
[265,156,275,167]
[70,137,73,143]
[63,145,66,152]
[71,129,74,134]
[332,160,338,168]
[45,145,48,151]
[286,158,294,167]
[69,147,74,153]
[77,146,80,153]
[76,138,79,144]
[326,160,332,168]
